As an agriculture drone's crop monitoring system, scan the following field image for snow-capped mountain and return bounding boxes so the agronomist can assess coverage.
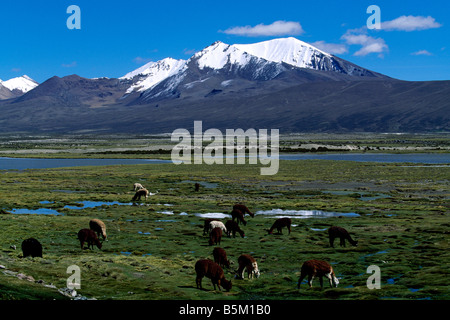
[1,75,39,94]
[120,37,385,104]
[122,37,384,102]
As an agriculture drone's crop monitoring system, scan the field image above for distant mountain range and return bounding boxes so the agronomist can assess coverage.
[0,37,448,134]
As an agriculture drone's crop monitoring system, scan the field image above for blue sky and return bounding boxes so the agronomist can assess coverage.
[1,0,449,83]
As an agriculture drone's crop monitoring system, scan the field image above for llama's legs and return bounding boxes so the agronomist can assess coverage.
[307,275,314,288]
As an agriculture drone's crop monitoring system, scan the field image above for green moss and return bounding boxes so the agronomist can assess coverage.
[0,159,448,300]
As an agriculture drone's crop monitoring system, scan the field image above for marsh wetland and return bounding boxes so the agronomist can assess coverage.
[0,133,448,301]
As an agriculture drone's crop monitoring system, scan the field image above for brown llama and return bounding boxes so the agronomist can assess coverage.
[328,226,358,247]
[195,259,232,291]
[237,254,260,279]
[212,247,230,268]
[225,220,245,238]
[132,188,149,201]
[233,204,254,218]
[77,229,102,250]
[297,259,339,289]
[209,227,222,246]
[268,217,291,235]
[231,209,247,226]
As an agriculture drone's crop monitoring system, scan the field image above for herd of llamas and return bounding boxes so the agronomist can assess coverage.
[19,182,358,294]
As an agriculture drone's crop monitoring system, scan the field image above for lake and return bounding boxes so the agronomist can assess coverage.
[0,153,449,170]
[0,157,170,170]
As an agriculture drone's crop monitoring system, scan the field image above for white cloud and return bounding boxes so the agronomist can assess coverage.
[311,41,348,55]
[336,15,441,58]
[222,20,304,37]
[381,15,442,32]
[411,50,433,56]
[341,29,388,56]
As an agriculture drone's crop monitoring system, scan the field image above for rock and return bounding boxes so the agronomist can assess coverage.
[17,273,35,282]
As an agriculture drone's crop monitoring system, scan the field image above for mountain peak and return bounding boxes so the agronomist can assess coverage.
[1,75,39,93]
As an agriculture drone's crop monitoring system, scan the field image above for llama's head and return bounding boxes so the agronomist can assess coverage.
[222,279,232,291]
[252,262,261,278]
[332,275,339,287]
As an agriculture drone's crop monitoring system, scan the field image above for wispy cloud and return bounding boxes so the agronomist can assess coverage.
[222,20,304,37]
[311,41,348,55]
[62,61,77,68]
[183,48,197,56]
[411,50,433,56]
[341,29,388,57]
[133,56,153,64]
[381,15,442,32]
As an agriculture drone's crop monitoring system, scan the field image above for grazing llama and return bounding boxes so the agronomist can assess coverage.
[328,226,358,247]
[297,259,339,289]
[268,217,291,235]
[233,204,254,217]
[133,183,145,191]
[195,259,232,291]
[212,247,230,268]
[237,254,260,279]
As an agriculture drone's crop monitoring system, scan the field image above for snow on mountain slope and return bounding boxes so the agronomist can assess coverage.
[2,75,39,93]
[120,58,186,93]
[192,41,253,70]
[189,40,287,81]
[233,37,338,71]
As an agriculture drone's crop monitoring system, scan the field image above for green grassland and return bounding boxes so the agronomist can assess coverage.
[0,159,448,300]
